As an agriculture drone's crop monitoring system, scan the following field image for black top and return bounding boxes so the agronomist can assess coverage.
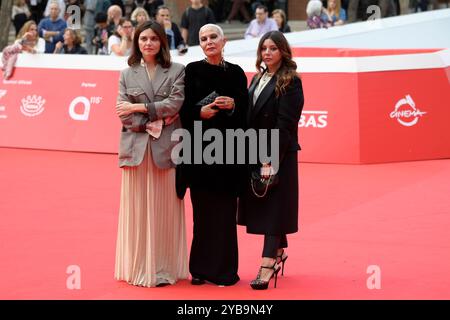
[59,44,88,54]
[180,6,216,46]
[279,23,292,33]
[179,60,248,193]
[166,22,186,49]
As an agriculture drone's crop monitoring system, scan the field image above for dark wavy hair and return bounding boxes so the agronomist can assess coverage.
[127,21,171,68]
[255,31,298,97]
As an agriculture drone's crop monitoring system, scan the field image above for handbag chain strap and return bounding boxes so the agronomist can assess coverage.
[250,178,270,198]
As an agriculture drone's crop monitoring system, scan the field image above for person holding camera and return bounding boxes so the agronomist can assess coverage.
[91,12,111,55]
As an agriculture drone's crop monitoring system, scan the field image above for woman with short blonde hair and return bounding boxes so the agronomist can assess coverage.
[131,7,150,26]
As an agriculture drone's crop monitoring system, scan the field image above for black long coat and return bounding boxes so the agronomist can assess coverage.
[238,73,304,235]
[178,60,248,194]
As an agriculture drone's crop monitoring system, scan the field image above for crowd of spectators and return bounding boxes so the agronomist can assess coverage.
[4,0,447,58]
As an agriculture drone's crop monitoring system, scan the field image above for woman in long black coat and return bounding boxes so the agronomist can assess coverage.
[238,31,304,290]
[179,24,248,286]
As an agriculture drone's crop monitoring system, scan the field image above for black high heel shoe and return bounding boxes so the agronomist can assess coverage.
[277,249,288,276]
[191,277,205,285]
[250,262,281,290]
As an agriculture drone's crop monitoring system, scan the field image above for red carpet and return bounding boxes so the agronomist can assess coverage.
[0,147,449,300]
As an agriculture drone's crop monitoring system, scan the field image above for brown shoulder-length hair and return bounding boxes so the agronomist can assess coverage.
[64,28,83,46]
[128,21,171,68]
[256,31,298,97]
[272,9,287,30]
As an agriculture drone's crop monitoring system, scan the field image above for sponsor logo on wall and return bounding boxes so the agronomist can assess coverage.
[69,96,102,121]
[390,95,426,127]
[20,95,46,117]
[299,110,328,128]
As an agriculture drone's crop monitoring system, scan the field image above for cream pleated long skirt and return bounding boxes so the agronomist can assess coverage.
[115,142,188,287]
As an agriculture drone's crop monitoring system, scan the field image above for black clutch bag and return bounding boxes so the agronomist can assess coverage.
[196,91,219,107]
[250,170,279,198]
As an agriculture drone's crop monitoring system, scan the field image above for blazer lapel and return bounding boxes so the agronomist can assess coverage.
[247,75,260,124]
[132,64,155,102]
[250,76,276,122]
[151,64,169,94]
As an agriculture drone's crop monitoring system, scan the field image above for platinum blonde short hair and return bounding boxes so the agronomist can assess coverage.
[306,0,323,17]
[199,24,225,40]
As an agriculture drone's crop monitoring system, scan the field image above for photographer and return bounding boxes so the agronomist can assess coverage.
[92,12,112,55]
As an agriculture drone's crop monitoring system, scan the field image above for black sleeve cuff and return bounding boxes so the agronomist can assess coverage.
[145,102,158,122]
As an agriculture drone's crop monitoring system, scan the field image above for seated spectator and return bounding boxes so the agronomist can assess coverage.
[131,7,151,26]
[16,20,46,53]
[272,8,291,33]
[244,4,278,39]
[155,5,187,54]
[92,12,112,55]
[108,18,134,56]
[322,0,347,26]
[12,0,32,36]
[43,0,66,20]
[38,1,67,53]
[2,21,45,79]
[54,29,88,54]
[306,0,331,29]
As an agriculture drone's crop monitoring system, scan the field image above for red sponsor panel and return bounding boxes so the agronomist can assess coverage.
[1,50,449,164]
[298,72,361,163]
[246,71,361,163]
[0,67,122,153]
[358,67,450,163]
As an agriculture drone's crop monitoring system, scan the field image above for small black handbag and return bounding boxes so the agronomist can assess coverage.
[250,169,279,198]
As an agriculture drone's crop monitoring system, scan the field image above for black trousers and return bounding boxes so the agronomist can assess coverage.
[262,234,288,258]
[189,188,240,286]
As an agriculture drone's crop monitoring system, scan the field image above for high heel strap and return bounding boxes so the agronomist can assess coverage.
[277,249,288,262]
[277,250,288,276]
